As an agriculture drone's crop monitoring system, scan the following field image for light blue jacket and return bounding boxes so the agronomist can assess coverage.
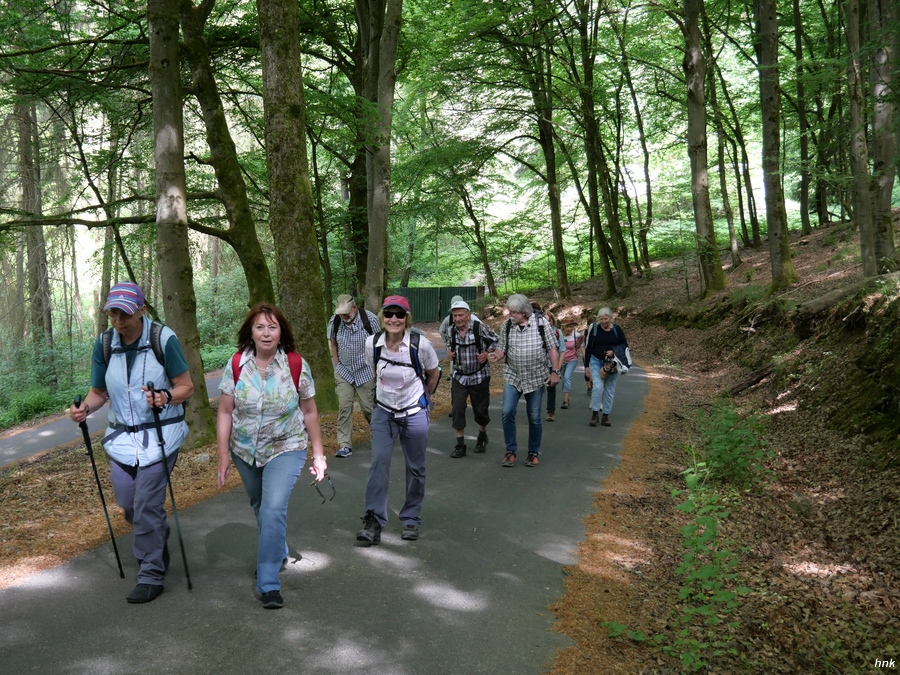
[102,317,188,466]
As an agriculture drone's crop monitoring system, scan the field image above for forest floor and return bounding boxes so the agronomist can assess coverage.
[2,222,899,673]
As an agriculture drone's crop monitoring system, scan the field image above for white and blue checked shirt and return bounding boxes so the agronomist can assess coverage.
[497,316,558,394]
[448,318,499,387]
[327,310,379,386]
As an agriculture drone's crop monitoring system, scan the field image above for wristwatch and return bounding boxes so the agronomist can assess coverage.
[552,369,561,375]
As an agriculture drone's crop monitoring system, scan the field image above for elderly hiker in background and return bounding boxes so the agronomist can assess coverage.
[327,294,379,458]
[67,282,194,604]
[357,296,440,545]
[584,307,631,427]
[217,303,327,610]
[487,294,561,468]
[542,311,563,422]
[559,318,584,410]
[445,298,499,458]
[440,294,481,418]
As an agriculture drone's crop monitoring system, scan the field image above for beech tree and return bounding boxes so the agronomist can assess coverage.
[148,0,215,444]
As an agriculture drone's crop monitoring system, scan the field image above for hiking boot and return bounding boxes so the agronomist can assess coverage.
[546,412,555,422]
[335,447,352,458]
[451,442,466,459]
[560,400,569,409]
[260,590,284,609]
[126,583,164,604]
[474,431,488,453]
[502,452,516,467]
[601,414,611,427]
[401,524,420,541]
[590,412,600,427]
[587,387,592,396]
[356,509,381,544]
[524,453,539,467]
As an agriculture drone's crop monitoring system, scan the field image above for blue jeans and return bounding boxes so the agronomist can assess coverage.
[232,450,305,594]
[561,359,578,394]
[366,406,430,528]
[501,384,544,455]
[589,356,619,414]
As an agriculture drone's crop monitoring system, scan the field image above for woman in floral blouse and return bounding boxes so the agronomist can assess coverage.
[217,303,327,609]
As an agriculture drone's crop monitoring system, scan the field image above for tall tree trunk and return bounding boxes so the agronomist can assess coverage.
[703,8,741,269]
[360,0,403,312]
[792,0,813,236]
[180,0,277,305]
[18,103,55,353]
[257,0,337,410]
[149,0,216,446]
[868,0,897,271]
[757,0,798,289]
[459,185,499,298]
[844,0,878,276]
[311,140,334,311]
[683,0,727,295]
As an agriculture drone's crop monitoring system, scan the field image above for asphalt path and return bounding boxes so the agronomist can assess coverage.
[0,364,647,675]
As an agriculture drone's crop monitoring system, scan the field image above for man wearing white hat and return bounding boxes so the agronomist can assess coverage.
[327,294,379,458]
[446,298,498,457]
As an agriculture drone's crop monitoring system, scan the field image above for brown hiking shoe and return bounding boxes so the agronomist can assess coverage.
[502,452,516,467]
[524,453,539,467]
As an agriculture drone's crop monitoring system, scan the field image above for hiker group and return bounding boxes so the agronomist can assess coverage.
[68,282,629,609]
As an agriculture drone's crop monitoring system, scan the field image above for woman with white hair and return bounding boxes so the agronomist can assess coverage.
[583,307,630,427]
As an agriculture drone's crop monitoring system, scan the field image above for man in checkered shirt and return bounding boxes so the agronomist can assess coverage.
[488,294,561,468]
[446,298,499,458]
[327,294,379,458]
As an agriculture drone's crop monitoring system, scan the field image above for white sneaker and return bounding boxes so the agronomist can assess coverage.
[335,447,352,458]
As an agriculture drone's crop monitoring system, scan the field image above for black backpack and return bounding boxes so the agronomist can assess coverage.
[449,320,489,373]
[331,308,375,341]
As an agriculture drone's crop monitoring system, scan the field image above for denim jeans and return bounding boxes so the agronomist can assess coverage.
[589,356,619,415]
[232,450,305,594]
[366,406,430,528]
[561,359,578,394]
[109,450,178,586]
[501,383,544,455]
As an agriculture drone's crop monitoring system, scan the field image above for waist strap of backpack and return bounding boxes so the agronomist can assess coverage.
[104,414,185,443]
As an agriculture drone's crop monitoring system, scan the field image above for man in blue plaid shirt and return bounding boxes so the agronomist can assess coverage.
[488,294,561,468]
[446,299,499,458]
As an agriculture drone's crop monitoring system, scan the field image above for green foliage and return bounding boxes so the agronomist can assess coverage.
[698,404,773,488]
[200,344,238,371]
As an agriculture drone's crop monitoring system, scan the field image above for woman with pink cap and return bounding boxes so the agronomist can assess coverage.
[356,295,440,544]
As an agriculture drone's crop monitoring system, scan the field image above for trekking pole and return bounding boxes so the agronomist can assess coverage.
[74,395,125,579]
[146,381,193,590]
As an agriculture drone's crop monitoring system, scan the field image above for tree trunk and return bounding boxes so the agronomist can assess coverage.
[683,0,727,295]
[702,8,741,269]
[18,103,54,354]
[149,0,216,446]
[257,0,337,410]
[792,0,812,236]
[459,185,498,298]
[179,0,276,305]
[757,0,798,290]
[360,0,403,312]
[868,0,897,271]
[844,0,878,276]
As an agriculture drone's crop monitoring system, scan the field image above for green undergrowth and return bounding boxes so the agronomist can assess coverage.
[604,403,767,670]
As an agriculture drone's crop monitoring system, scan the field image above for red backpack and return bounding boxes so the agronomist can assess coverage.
[231,351,303,391]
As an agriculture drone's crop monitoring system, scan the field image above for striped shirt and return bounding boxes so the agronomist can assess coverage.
[327,310,379,385]
[497,316,558,394]
[448,318,499,387]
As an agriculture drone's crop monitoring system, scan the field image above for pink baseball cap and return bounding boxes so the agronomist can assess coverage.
[381,295,410,312]
[103,282,145,315]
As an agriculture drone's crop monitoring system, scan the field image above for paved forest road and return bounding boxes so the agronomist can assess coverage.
[0,364,646,675]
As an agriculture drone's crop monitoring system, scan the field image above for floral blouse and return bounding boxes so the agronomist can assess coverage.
[220,348,315,466]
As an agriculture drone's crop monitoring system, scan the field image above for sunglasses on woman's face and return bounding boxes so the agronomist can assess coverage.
[383,309,407,319]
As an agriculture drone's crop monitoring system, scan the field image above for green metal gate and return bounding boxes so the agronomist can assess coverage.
[389,287,484,322]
